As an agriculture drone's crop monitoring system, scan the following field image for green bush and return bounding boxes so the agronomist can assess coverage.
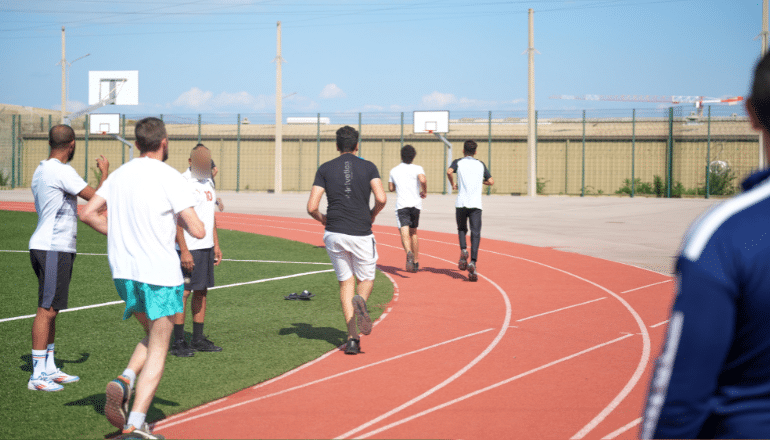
[706,169,736,196]
[0,170,9,187]
[536,177,548,195]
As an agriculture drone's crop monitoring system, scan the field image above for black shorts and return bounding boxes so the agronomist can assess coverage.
[30,250,76,311]
[396,207,421,229]
[456,207,482,234]
[180,248,215,291]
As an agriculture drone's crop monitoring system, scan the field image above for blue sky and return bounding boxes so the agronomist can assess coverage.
[0,0,763,117]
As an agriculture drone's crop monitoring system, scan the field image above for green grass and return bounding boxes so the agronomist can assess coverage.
[0,210,393,439]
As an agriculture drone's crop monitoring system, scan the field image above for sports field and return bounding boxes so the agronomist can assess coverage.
[0,210,393,439]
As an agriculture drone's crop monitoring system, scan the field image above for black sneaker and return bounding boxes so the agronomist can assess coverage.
[344,338,361,355]
[468,262,478,282]
[406,251,416,273]
[414,262,419,272]
[458,249,469,271]
[352,295,372,335]
[169,339,195,357]
[190,337,223,352]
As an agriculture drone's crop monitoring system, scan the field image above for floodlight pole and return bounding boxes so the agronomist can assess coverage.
[434,132,453,192]
[61,26,66,124]
[526,9,537,197]
[274,21,284,194]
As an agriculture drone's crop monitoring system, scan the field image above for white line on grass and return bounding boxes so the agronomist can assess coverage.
[354,334,636,439]
[602,417,642,439]
[516,297,607,322]
[0,250,333,266]
[154,327,497,432]
[0,269,335,324]
[620,279,673,294]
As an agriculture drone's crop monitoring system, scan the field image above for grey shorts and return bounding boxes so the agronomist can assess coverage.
[179,248,215,291]
[30,250,75,310]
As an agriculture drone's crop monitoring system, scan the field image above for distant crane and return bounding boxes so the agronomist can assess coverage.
[549,94,744,116]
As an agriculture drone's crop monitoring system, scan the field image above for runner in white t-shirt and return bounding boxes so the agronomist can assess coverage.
[27,124,109,393]
[170,144,224,357]
[80,117,205,439]
[388,145,427,273]
[447,140,494,282]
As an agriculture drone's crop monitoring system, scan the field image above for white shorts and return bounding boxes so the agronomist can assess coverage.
[323,231,378,282]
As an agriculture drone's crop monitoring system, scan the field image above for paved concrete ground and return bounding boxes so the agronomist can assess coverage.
[1,188,721,274]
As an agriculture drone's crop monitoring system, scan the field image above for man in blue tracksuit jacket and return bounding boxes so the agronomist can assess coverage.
[641,52,770,439]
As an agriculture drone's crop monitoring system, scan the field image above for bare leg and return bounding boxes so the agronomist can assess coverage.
[191,290,206,323]
[398,226,412,254]
[126,313,152,377]
[173,290,191,326]
[339,277,357,339]
[31,307,57,350]
[130,315,174,415]
[410,229,419,264]
[356,278,374,302]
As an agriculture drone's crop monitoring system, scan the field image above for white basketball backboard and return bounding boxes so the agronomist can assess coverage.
[413,110,449,134]
[88,71,138,106]
[89,113,120,134]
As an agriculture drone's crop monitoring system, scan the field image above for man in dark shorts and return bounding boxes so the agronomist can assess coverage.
[171,144,224,357]
[388,145,427,272]
[307,125,387,355]
[27,125,109,392]
[447,140,494,282]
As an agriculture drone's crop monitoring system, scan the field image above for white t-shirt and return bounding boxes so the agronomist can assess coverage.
[388,163,425,210]
[96,157,196,286]
[449,156,492,210]
[179,168,216,251]
[29,159,88,253]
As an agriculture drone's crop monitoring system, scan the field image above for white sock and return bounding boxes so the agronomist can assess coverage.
[127,411,146,430]
[121,368,136,389]
[31,349,47,378]
[45,343,57,374]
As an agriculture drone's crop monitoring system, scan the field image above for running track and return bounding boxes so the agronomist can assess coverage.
[3,203,676,439]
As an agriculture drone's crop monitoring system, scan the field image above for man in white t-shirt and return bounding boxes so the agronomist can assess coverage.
[80,117,205,439]
[170,144,223,357]
[388,145,427,273]
[447,140,494,282]
[27,124,109,392]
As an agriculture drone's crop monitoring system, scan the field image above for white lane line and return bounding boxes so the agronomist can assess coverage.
[355,334,636,439]
[516,297,607,322]
[620,280,673,294]
[158,268,402,428]
[335,243,513,440]
[153,327,497,431]
[602,417,641,439]
[650,320,669,328]
[0,269,336,324]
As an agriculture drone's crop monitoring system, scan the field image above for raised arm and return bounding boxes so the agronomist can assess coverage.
[80,194,108,235]
[77,156,110,201]
[307,185,326,225]
[370,178,387,223]
[178,207,205,239]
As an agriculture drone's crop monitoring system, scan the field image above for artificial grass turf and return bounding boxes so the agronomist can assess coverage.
[0,210,393,439]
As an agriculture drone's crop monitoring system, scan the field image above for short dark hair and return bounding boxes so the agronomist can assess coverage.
[751,52,770,133]
[49,125,75,150]
[401,145,417,164]
[193,143,208,151]
[336,126,358,153]
[135,117,167,153]
[463,140,478,155]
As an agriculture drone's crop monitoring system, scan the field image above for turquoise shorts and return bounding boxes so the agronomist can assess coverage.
[114,279,183,321]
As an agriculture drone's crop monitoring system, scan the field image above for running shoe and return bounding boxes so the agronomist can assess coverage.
[406,251,416,273]
[48,368,80,384]
[169,339,195,357]
[344,338,361,355]
[105,376,132,429]
[414,262,419,272]
[117,423,165,439]
[468,262,478,282]
[28,374,63,392]
[191,337,223,352]
[352,295,372,335]
[458,249,469,271]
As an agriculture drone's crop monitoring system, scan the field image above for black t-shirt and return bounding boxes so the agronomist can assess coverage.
[313,154,381,236]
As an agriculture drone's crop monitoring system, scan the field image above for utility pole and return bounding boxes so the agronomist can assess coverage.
[526,9,537,196]
[61,26,66,124]
[274,21,284,194]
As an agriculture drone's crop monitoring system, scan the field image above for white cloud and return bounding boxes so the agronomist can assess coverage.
[421,92,525,110]
[421,91,457,108]
[171,87,271,111]
[320,83,346,99]
[173,87,213,110]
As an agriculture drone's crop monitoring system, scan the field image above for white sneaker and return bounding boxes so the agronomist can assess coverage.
[48,369,80,384]
[28,374,64,392]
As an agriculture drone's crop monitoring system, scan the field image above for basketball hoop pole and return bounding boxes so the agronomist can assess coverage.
[110,134,134,160]
[434,132,453,192]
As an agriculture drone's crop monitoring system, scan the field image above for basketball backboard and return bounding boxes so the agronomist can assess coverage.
[413,110,449,134]
[89,113,120,134]
[88,71,138,106]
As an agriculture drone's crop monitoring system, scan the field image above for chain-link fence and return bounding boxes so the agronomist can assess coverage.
[4,106,757,198]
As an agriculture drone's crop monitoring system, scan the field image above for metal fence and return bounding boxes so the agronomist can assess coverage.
[2,106,757,198]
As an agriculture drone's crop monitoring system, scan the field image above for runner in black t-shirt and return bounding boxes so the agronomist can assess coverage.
[307,126,387,355]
